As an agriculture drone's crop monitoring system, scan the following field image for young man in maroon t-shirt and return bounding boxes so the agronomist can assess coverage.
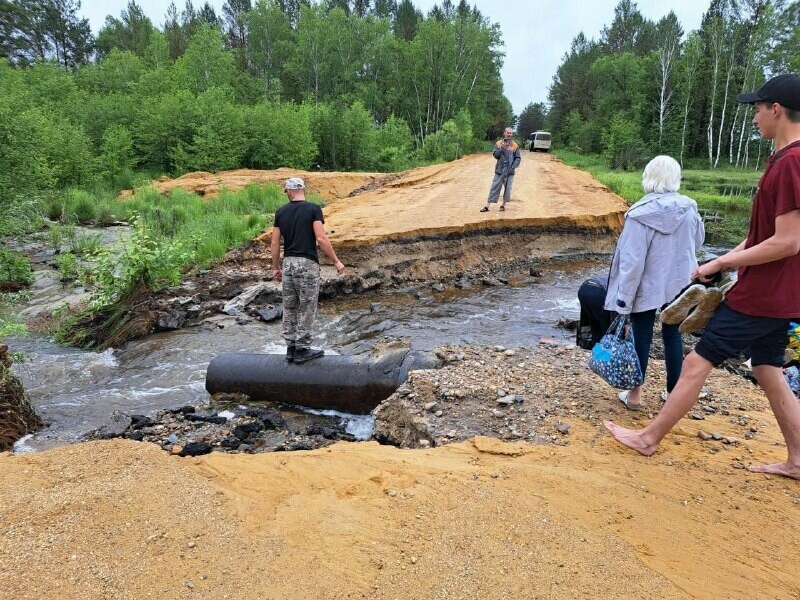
[604,74,800,480]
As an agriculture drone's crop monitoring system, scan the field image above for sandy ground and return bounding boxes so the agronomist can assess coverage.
[323,152,627,247]
[118,167,388,202]
[3,348,800,599]
[9,158,797,598]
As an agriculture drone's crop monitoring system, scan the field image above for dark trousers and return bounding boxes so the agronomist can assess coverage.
[630,309,683,392]
[577,280,614,348]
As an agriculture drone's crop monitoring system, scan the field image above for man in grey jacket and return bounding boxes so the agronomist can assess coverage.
[480,127,521,212]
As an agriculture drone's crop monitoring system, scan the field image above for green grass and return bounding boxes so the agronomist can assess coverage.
[117,182,318,268]
[553,149,760,245]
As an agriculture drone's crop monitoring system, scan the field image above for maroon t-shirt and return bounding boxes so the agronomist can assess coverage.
[725,140,800,318]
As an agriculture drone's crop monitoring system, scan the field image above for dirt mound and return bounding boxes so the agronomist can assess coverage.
[118,167,390,201]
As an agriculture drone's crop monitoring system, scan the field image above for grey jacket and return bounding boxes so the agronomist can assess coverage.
[492,140,521,176]
[604,192,705,314]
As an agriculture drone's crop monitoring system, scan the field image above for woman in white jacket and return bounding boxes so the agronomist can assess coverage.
[604,155,705,409]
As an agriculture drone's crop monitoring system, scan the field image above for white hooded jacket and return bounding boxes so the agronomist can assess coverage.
[604,192,705,315]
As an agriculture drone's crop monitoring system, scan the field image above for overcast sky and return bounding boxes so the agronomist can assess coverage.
[80,0,709,115]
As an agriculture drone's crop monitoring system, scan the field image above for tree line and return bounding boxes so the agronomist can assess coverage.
[545,0,800,169]
[0,0,512,207]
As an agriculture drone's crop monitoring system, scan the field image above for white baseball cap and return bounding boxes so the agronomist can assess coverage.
[284,177,305,190]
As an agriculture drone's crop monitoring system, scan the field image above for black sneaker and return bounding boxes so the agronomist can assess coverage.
[293,347,324,364]
[286,345,296,362]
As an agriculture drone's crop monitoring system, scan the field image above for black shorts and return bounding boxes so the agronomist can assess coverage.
[695,302,792,367]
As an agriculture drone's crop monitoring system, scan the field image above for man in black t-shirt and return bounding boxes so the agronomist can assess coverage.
[271,177,345,364]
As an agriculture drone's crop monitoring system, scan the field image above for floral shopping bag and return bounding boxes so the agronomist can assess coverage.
[588,314,644,390]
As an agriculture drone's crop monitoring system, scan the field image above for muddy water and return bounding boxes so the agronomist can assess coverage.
[10,262,606,452]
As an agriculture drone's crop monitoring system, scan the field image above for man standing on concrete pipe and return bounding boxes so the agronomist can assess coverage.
[271,177,345,364]
[480,126,520,213]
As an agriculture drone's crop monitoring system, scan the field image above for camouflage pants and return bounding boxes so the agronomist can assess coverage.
[282,256,320,349]
[487,172,514,203]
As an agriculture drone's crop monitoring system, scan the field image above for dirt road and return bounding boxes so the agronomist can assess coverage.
[324,151,627,246]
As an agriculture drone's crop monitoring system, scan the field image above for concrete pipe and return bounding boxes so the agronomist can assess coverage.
[205,349,438,414]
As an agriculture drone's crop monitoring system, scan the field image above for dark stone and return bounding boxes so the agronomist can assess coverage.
[431,283,445,293]
[180,442,212,457]
[219,436,241,450]
[225,286,243,299]
[173,405,196,415]
[185,413,228,425]
[128,430,145,441]
[233,420,264,440]
[306,423,344,439]
[255,306,283,322]
[529,268,543,277]
[245,407,285,430]
[129,415,154,430]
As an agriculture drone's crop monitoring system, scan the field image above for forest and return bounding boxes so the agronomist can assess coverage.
[0,0,510,203]
[539,0,800,170]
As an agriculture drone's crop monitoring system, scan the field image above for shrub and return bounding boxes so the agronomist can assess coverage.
[0,249,33,288]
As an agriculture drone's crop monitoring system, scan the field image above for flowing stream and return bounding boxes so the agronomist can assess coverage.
[10,261,608,452]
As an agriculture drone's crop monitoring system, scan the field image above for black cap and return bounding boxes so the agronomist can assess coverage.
[736,74,800,111]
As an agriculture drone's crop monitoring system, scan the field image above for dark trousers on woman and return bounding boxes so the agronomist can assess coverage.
[630,309,683,392]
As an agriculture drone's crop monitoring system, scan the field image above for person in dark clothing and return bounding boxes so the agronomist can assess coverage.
[480,127,521,212]
[271,177,345,364]
[576,275,615,349]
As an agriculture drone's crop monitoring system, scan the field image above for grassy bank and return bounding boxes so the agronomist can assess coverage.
[553,150,760,245]
[42,181,318,349]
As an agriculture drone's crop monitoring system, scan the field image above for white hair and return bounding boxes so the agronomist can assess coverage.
[641,155,681,194]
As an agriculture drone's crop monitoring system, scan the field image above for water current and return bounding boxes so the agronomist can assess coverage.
[10,248,727,453]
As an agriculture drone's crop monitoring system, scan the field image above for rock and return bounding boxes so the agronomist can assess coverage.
[496,398,514,406]
[397,386,412,397]
[689,412,705,420]
[723,437,738,445]
[356,276,382,293]
[431,283,445,293]
[222,283,270,315]
[494,345,506,352]
[167,433,179,444]
[513,395,525,404]
[155,309,186,331]
[698,431,712,441]
[255,306,283,322]
[372,397,435,449]
[129,415,154,430]
[180,442,212,457]
[170,444,183,455]
[503,350,515,357]
[702,405,717,413]
[185,413,228,425]
[424,402,438,412]
[711,432,724,441]
[233,420,264,440]
[497,389,507,397]
[490,409,505,418]
[91,411,132,440]
[434,410,443,417]
[173,406,196,415]
[244,407,285,430]
[529,268,543,277]
[481,277,502,287]
[556,423,571,435]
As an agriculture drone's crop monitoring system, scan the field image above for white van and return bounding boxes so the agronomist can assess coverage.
[529,131,552,152]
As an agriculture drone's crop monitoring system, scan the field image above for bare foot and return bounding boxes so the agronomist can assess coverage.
[746,462,800,480]
[602,421,659,456]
